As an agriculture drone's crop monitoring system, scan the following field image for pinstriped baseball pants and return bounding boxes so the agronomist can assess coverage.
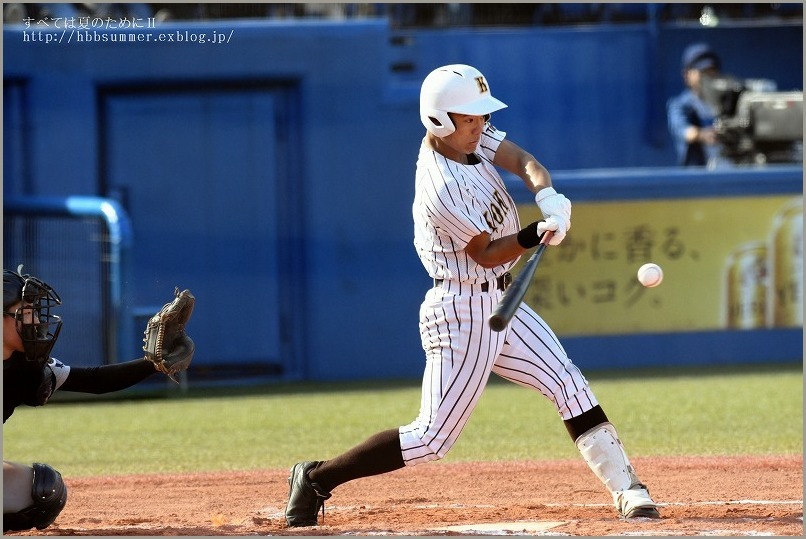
[399,284,598,466]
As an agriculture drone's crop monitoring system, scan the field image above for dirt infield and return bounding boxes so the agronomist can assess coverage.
[8,455,802,536]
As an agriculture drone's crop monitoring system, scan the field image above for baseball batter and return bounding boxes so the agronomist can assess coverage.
[3,266,195,532]
[285,64,659,526]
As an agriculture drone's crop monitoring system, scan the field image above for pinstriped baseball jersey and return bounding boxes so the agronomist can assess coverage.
[413,124,519,285]
[399,123,599,467]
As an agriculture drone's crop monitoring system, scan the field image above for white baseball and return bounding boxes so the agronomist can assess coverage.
[637,263,663,288]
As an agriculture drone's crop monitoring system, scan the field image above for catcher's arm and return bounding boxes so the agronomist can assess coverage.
[143,288,196,383]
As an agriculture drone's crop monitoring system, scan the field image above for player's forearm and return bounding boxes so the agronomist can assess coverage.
[58,357,156,394]
[465,232,527,269]
[522,159,552,193]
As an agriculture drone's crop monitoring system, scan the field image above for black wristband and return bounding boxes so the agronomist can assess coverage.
[516,221,543,249]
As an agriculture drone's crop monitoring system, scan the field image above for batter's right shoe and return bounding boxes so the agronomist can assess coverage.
[613,482,660,519]
[285,461,332,527]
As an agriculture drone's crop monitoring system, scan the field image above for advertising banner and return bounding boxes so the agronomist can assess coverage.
[515,195,802,336]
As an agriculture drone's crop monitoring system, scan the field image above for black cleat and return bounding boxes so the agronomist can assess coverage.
[285,461,331,527]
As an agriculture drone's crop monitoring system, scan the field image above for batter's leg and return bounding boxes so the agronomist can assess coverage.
[307,429,404,493]
[491,303,598,419]
[286,430,405,526]
[399,290,504,465]
[564,404,609,439]
[576,422,660,518]
[493,303,659,519]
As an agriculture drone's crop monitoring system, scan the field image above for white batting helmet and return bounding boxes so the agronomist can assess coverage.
[420,64,507,137]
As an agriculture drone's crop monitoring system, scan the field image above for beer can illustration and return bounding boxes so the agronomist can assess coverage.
[724,241,768,329]
[767,198,803,327]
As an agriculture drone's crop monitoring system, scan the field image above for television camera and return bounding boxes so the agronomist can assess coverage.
[701,74,803,165]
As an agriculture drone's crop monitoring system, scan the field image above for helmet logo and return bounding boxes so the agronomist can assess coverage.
[475,76,489,94]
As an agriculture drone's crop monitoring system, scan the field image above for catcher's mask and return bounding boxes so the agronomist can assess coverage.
[3,266,62,363]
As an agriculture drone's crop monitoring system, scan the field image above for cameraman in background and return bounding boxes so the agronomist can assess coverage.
[667,43,725,167]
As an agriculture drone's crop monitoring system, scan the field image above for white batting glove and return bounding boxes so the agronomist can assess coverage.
[537,215,567,246]
[535,187,572,223]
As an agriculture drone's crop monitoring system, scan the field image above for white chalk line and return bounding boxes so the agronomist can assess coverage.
[327,499,804,536]
[61,504,805,538]
[542,499,803,508]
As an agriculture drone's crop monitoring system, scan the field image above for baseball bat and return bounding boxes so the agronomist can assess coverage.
[488,231,553,332]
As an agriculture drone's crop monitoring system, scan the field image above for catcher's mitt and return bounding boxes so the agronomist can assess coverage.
[143,287,195,382]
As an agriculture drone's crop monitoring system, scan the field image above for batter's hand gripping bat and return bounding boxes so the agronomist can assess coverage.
[488,231,553,332]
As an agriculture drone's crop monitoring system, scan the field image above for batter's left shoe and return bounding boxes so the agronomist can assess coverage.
[285,461,332,527]
[613,482,660,519]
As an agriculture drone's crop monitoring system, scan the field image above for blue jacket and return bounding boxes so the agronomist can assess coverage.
[666,89,720,166]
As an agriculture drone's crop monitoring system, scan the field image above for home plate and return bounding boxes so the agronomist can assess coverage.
[436,521,565,534]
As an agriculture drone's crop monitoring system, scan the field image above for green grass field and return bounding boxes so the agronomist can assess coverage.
[3,363,802,478]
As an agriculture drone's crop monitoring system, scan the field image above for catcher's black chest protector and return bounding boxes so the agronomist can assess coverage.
[3,351,50,422]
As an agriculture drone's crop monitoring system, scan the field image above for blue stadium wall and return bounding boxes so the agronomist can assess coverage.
[3,19,803,382]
